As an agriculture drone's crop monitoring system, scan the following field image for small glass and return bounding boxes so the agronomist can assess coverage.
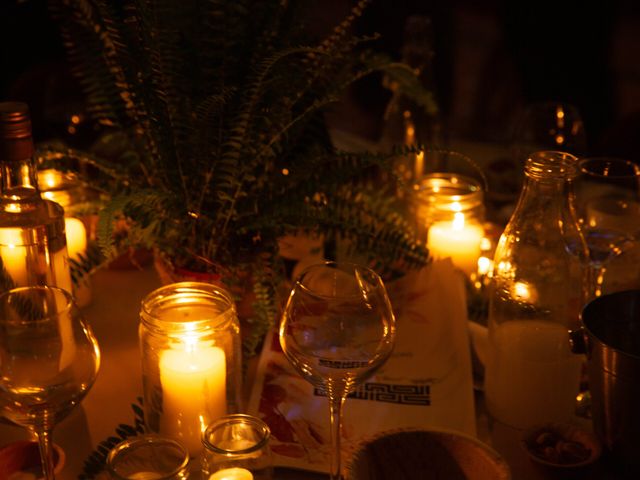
[106,435,189,480]
[201,414,272,480]
[139,282,243,457]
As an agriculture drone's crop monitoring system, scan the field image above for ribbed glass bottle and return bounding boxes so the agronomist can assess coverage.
[484,151,589,429]
[0,102,72,292]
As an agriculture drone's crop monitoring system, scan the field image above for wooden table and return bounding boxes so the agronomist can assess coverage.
[0,265,627,479]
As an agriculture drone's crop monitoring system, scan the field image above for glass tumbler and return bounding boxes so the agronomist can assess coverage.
[106,435,190,480]
[201,414,272,480]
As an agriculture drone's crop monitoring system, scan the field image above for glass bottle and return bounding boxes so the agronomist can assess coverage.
[484,151,589,430]
[379,15,443,182]
[139,282,243,458]
[0,102,72,293]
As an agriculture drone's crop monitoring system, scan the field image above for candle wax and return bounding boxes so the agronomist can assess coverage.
[126,472,164,480]
[159,341,226,456]
[209,467,254,480]
[65,217,87,261]
[427,216,483,276]
[0,228,28,286]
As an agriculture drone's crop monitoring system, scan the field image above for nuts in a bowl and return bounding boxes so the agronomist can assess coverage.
[522,423,601,468]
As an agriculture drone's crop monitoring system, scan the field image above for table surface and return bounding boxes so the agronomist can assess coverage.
[0,264,627,479]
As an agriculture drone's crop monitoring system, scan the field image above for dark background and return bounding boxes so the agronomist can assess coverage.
[2,0,640,160]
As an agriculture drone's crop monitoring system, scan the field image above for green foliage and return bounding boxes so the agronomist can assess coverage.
[49,0,431,354]
[80,397,146,480]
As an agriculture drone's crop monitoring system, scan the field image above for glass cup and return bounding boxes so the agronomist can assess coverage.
[201,414,272,480]
[106,435,190,480]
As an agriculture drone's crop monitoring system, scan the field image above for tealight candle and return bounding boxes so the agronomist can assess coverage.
[209,468,254,480]
[201,414,272,480]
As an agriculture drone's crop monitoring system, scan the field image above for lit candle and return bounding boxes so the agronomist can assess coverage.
[159,335,227,456]
[427,212,484,275]
[64,217,87,261]
[0,228,28,286]
[127,473,164,480]
[209,468,253,480]
[39,169,72,207]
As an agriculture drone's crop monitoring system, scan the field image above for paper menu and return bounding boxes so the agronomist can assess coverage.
[247,259,476,473]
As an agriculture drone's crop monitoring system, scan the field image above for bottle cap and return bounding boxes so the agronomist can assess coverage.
[0,101,34,160]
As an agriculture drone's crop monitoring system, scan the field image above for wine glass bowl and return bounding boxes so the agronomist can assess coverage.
[574,157,640,296]
[279,262,395,479]
[0,286,100,479]
[511,102,588,165]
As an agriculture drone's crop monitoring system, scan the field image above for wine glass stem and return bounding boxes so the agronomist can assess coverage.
[329,393,346,480]
[589,264,606,298]
[34,427,56,479]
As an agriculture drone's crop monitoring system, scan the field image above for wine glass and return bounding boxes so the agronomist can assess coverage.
[574,157,640,297]
[279,262,396,480]
[0,286,100,479]
[511,102,588,165]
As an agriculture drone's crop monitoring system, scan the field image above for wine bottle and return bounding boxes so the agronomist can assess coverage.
[0,101,72,293]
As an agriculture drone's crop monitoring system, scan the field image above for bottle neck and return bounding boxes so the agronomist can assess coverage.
[515,151,579,215]
[0,102,41,202]
[1,154,41,202]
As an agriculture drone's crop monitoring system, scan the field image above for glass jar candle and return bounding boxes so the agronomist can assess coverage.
[38,168,97,258]
[107,435,190,480]
[140,282,243,457]
[38,168,101,306]
[414,173,485,276]
[201,414,272,480]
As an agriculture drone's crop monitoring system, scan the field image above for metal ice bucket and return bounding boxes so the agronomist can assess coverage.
[571,290,640,474]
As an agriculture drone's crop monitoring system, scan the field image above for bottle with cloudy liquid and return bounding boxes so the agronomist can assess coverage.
[0,101,72,293]
[484,151,588,430]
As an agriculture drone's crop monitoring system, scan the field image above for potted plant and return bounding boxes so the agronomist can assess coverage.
[47,0,433,355]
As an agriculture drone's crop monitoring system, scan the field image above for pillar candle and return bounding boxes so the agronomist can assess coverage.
[159,339,227,456]
[427,212,484,276]
[0,228,27,286]
[64,217,87,261]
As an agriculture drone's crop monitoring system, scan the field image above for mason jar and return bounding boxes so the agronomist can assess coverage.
[139,282,243,457]
[414,172,485,276]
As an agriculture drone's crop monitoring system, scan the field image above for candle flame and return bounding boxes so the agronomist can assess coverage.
[42,171,60,188]
[452,212,465,230]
